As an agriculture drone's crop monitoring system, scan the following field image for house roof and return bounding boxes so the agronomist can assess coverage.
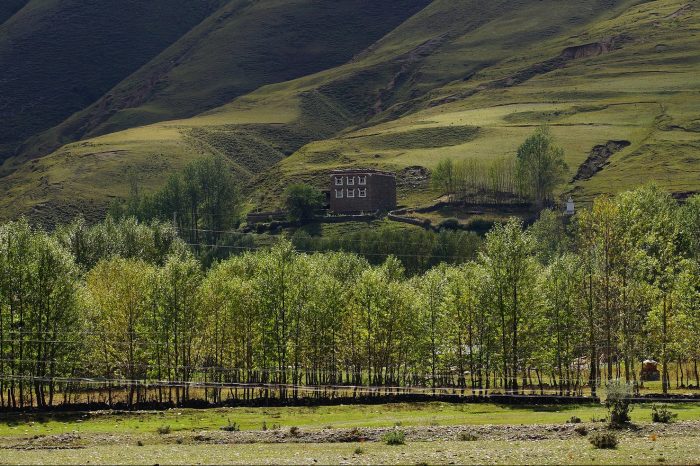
[330,168,395,177]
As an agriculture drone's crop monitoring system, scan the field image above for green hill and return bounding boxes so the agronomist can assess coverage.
[0,0,235,163]
[15,0,430,164]
[1,0,699,224]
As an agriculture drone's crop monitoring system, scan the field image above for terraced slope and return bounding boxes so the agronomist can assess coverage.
[2,0,699,224]
[0,0,229,162]
[16,0,431,164]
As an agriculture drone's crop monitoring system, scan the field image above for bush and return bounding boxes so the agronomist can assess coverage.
[589,431,618,449]
[157,425,171,435]
[383,430,406,446]
[567,416,582,424]
[221,419,240,432]
[459,432,478,441]
[354,446,364,455]
[574,425,588,436]
[285,184,324,224]
[651,405,677,424]
[605,381,634,426]
[289,426,300,436]
[439,218,461,231]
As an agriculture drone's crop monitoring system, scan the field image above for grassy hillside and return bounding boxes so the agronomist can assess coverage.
[17,0,431,164]
[2,0,699,223]
[0,0,27,25]
[0,0,228,162]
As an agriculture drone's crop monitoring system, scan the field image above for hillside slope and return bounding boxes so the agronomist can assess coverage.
[0,0,233,162]
[0,0,28,25]
[16,0,431,164]
[2,0,699,224]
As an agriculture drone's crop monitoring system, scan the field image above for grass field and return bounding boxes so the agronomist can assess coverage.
[1,402,699,437]
[1,402,700,465]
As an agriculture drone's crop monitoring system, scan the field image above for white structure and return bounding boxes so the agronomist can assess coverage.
[565,196,575,216]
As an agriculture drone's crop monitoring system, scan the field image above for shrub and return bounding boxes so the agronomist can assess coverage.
[262,421,267,431]
[567,416,582,424]
[383,430,406,446]
[589,431,618,449]
[157,425,171,435]
[285,184,324,223]
[136,440,144,446]
[354,446,364,455]
[439,218,461,231]
[289,426,300,436]
[459,432,478,441]
[605,381,634,426]
[221,419,240,432]
[175,438,183,445]
[574,425,588,436]
[651,405,677,424]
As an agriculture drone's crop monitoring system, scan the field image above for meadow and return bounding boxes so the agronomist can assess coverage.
[1,402,699,465]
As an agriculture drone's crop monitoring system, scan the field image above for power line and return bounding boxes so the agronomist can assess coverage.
[0,374,589,397]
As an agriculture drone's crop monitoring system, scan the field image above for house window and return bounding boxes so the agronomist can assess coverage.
[358,176,367,185]
[335,177,343,186]
[347,189,356,198]
[335,189,344,199]
[347,176,355,186]
[358,188,367,198]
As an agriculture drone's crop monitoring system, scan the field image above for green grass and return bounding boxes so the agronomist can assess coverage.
[1,402,699,438]
[343,126,481,150]
[1,436,699,465]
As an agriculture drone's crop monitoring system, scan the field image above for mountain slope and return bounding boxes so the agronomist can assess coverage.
[16,0,431,164]
[0,0,28,25]
[2,0,699,224]
[0,0,229,162]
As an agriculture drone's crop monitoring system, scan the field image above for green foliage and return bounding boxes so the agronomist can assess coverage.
[113,155,240,246]
[383,430,406,446]
[1,185,700,408]
[651,405,677,424]
[284,184,325,224]
[438,218,461,231]
[291,224,481,275]
[516,126,568,205]
[605,382,635,426]
[432,156,522,205]
[589,431,618,449]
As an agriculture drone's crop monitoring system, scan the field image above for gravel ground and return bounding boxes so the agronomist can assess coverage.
[6,421,700,450]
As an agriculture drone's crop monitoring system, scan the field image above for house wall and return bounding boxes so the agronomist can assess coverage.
[330,171,396,213]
